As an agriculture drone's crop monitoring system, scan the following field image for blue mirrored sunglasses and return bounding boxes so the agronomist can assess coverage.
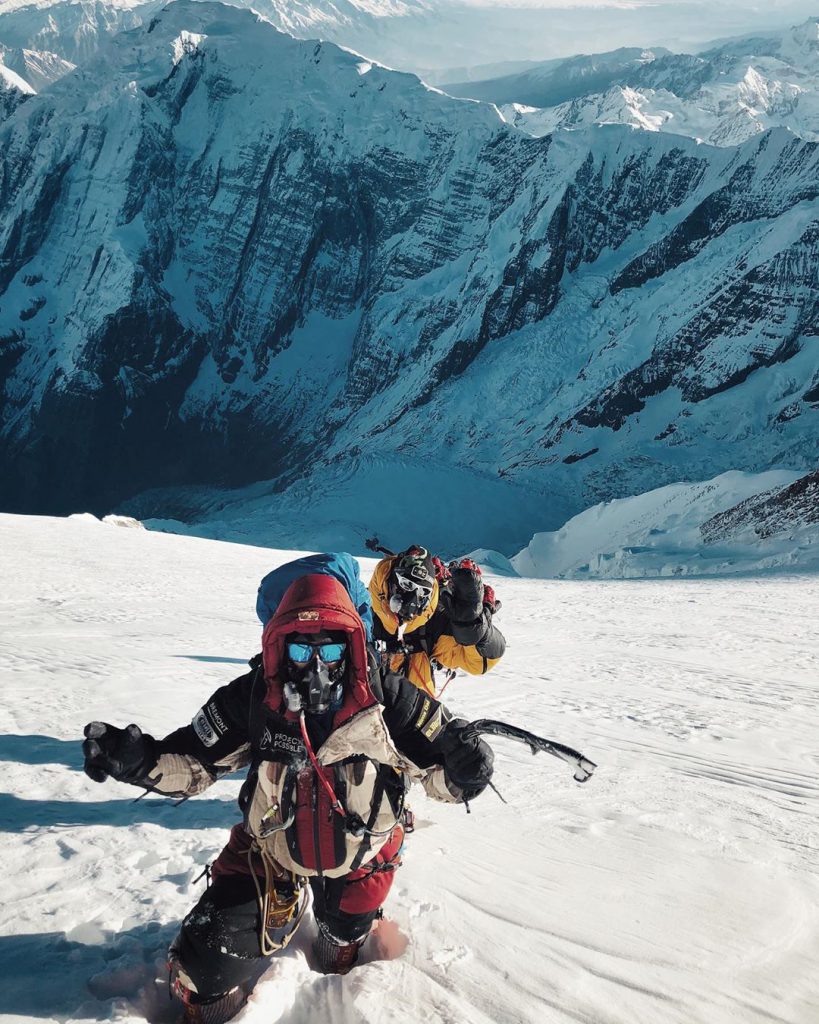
[287,641,346,664]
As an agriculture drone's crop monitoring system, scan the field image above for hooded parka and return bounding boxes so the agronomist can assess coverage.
[140,575,468,878]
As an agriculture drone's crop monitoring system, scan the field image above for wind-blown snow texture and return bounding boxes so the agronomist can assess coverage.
[0,2,817,554]
[1,513,818,1024]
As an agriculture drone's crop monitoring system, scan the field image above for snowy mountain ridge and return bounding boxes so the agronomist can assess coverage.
[0,57,33,121]
[4,0,819,73]
[0,59,33,96]
[0,44,76,92]
[0,0,817,553]
[450,18,819,146]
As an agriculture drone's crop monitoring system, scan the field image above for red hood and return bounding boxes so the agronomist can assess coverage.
[261,574,374,724]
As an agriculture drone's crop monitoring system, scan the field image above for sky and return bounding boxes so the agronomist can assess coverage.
[443,0,819,56]
[454,0,815,10]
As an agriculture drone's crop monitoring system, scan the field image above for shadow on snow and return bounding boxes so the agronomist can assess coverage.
[0,733,84,770]
[0,921,182,1021]
[0,792,239,833]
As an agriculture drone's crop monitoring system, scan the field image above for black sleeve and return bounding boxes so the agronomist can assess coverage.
[155,662,261,766]
[474,611,506,660]
[379,667,453,769]
[448,606,499,647]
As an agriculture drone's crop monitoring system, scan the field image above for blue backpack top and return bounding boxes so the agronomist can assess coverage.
[256,552,374,640]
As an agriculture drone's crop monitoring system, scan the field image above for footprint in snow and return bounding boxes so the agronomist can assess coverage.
[409,901,439,919]
[431,945,469,970]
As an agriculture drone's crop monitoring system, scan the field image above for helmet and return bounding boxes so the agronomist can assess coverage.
[388,546,435,620]
[283,631,348,714]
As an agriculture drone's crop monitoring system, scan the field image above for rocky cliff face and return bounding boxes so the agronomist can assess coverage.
[0,2,816,551]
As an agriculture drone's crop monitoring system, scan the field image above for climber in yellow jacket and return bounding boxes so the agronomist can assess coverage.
[368,545,506,696]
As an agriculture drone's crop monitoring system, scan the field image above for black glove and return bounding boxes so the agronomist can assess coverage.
[439,561,491,647]
[82,722,155,785]
[439,718,494,801]
[446,561,485,622]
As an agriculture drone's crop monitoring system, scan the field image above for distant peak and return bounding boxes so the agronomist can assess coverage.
[0,61,35,94]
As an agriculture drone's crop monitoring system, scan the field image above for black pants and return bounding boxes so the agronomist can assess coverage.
[173,873,384,998]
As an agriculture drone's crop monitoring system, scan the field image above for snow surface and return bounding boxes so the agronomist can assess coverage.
[0,60,34,95]
[142,453,563,565]
[2,513,818,1023]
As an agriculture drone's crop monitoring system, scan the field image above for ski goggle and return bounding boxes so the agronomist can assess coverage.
[393,571,433,597]
[286,641,346,665]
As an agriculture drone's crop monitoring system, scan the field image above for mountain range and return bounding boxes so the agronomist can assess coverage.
[0,1,816,555]
[3,0,819,75]
[446,20,819,147]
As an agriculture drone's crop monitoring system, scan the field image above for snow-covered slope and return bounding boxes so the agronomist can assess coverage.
[140,453,561,561]
[0,0,148,64]
[0,58,33,119]
[508,469,819,579]
[701,467,819,544]
[0,1,817,552]
[0,45,76,91]
[2,513,819,1024]
[0,57,35,123]
[450,19,819,146]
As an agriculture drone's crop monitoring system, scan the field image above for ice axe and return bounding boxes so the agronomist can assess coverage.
[471,719,597,784]
[365,536,396,557]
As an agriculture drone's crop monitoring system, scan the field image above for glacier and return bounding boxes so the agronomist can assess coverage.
[507,468,819,578]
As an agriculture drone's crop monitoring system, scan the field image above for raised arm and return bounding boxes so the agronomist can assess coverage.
[434,561,506,673]
[82,662,261,798]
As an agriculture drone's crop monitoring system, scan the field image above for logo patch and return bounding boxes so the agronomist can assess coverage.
[273,733,304,754]
[192,708,218,747]
[260,727,304,755]
[297,611,320,621]
[422,708,443,740]
[206,701,228,735]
